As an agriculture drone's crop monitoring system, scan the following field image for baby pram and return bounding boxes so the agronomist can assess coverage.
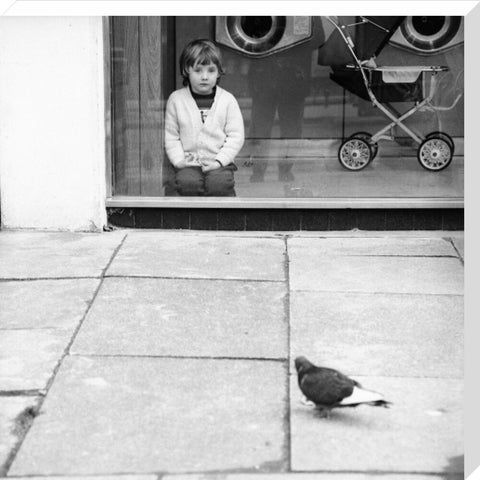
[318,16,454,172]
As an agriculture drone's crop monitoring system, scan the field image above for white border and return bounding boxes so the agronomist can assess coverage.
[1,1,478,16]
[465,3,479,478]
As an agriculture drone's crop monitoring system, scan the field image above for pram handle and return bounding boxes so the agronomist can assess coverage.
[342,65,449,73]
[369,66,449,73]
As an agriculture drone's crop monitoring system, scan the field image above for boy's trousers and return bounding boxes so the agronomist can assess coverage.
[175,165,237,196]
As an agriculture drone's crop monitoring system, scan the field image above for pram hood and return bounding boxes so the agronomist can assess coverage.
[317,16,405,66]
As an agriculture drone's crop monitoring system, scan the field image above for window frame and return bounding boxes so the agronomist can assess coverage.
[103,16,464,210]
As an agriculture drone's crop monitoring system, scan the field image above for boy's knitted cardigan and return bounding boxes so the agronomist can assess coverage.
[165,86,245,168]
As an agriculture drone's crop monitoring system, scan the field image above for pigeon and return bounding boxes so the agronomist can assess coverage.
[294,356,391,417]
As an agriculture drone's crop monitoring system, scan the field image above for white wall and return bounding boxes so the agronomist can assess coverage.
[0,16,107,231]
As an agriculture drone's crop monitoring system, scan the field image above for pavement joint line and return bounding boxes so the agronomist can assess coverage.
[121,230,287,240]
[0,327,60,331]
[283,235,292,472]
[103,275,285,283]
[0,473,464,479]
[101,233,129,277]
[319,254,460,258]
[0,390,45,397]
[448,237,465,266]
[155,467,464,477]
[287,469,464,476]
[5,475,162,479]
[0,276,101,282]
[291,289,464,297]
[8,475,167,478]
[1,232,129,476]
[68,353,288,362]
[0,472,462,477]
[154,467,291,477]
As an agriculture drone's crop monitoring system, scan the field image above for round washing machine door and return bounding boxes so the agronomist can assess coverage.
[215,16,312,57]
[389,16,463,55]
[226,17,287,54]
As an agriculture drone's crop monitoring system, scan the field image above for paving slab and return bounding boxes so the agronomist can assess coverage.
[290,375,463,474]
[0,396,40,473]
[290,291,463,378]
[289,256,463,295]
[288,237,457,257]
[0,329,72,391]
[0,231,124,279]
[0,279,99,329]
[10,356,287,475]
[71,277,287,359]
[107,233,285,281]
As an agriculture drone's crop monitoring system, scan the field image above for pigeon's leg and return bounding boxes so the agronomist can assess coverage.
[314,406,331,418]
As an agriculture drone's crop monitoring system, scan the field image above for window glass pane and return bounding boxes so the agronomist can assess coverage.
[111,16,464,201]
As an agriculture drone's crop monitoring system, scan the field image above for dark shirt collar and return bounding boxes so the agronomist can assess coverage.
[189,85,216,99]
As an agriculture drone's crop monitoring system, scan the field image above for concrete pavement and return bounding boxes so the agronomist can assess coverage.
[0,229,464,478]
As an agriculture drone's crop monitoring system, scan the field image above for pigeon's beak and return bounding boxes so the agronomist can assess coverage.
[294,356,313,374]
[294,357,305,372]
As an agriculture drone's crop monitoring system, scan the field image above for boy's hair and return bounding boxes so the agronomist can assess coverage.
[179,39,225,86]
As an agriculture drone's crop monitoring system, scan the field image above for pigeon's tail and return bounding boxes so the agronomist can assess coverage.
[339,386,391,408]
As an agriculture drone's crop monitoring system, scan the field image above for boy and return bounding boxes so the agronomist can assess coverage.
[165,39,245,196]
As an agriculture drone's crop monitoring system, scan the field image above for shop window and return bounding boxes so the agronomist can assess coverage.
[109,16,464,203]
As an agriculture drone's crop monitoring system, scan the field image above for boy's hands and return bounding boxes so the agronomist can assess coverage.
[177,152,201,168]
[201,158,222,172]
[176,154,222,172]
[185,152,202,167]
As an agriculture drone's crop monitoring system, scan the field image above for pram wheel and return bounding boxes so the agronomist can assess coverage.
[426,131,455,156]
[417,136,453,172]
[348,132,379,159]
[338,138,372,171]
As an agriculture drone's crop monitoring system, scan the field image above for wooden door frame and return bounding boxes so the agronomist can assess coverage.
[103,16,113,200]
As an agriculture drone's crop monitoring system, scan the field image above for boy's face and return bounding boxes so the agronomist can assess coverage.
[188,61,219,95]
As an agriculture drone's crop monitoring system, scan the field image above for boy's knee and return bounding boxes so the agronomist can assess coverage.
[205,169,236,196]
[175,168,204,196]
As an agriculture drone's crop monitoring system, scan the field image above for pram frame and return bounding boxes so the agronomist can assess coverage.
[326,16,454,171]
[353,65,447,145]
